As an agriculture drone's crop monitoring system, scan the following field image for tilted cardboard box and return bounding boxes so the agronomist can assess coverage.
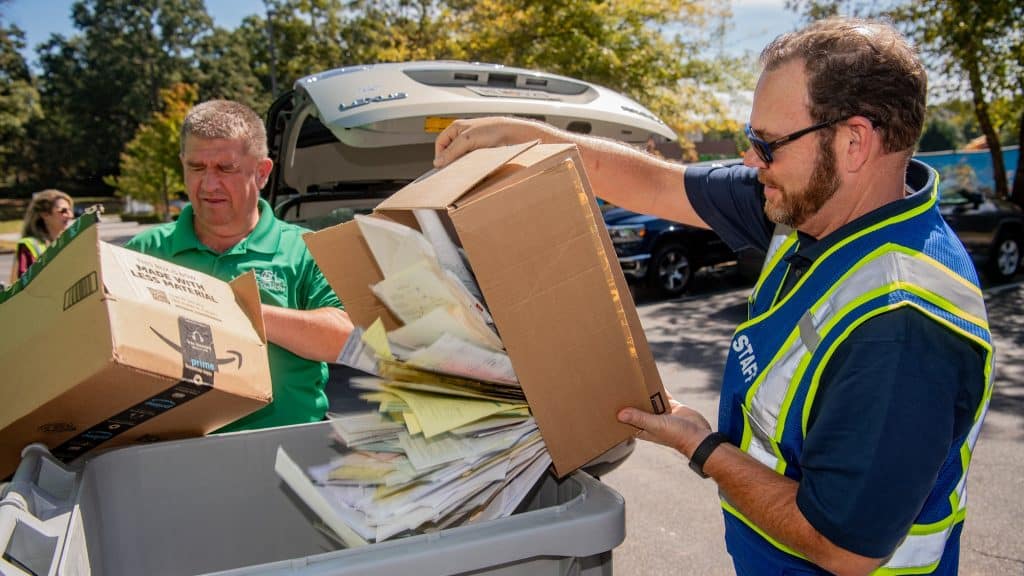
[306,142,666,477]
[0,216,272,478]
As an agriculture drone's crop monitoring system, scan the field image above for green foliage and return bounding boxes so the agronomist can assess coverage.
[233,0,350,98]
[104,83,195,220]
[449,0,735,138]
[918,116,961,152]
[0,16,40,188]
[31,0,213,193]
[787,0,1023,198]
[192,27,268,112]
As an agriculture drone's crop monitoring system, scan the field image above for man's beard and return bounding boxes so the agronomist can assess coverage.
[761,135,840,228]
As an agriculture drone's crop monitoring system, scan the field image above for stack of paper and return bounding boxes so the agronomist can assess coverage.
[276,213,551,547]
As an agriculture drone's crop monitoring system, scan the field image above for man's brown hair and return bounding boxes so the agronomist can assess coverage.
[760,17,927,155]
[180,100,268,158]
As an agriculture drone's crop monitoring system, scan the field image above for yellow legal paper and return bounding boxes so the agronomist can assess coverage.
[403,411,423,435]
[328,451,404,484]
[360,392,407,414]
[361,317,394,360]
[383,385,528,439]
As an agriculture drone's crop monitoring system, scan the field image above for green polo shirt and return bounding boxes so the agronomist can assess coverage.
[125,199,341,432]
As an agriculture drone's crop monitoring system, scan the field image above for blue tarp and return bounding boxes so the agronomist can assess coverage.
[915,146,1019,194]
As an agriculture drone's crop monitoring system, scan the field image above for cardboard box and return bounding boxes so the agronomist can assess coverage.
[0,216,272,478]
[305,142,666,477]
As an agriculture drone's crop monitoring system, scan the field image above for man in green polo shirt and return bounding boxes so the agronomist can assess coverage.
[126,99,353,432]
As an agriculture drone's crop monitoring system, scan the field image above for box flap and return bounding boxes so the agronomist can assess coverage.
[376,141,537,211]
[304,220,402,331]
[450,154,666,477]
[229,271,267,344]
[0,223,111,433]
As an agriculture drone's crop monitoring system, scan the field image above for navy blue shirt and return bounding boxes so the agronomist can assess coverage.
[685,160,986,558]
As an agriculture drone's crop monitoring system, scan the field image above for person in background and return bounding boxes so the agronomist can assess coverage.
[8,189,74,283]
[433,17,991,576]
[126,99,353,431]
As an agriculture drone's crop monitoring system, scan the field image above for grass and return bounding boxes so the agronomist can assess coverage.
[0,219,22,253]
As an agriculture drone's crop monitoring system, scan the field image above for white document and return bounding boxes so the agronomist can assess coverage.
[334,326,379,375]
[274,447,370,548]
[413,208,484,302]
[354,214,438,277]
[389,306,501,352]
[405,333,517,384]
[472,443,551,523]
[329,412,405,446]
[370,259,462,323]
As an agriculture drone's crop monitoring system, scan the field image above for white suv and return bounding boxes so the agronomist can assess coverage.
[264,61,678,228]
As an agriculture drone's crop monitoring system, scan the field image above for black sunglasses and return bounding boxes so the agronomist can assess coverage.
[744,119,842,165]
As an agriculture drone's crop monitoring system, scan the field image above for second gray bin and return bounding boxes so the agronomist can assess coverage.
[0,421,625,576]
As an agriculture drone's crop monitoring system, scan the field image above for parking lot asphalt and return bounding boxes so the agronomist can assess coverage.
[605,267,1024,576]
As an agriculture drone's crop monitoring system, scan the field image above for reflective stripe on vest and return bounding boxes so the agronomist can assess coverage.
[17,236,45,259]
[748,226,797,319]
[720,185,994,573]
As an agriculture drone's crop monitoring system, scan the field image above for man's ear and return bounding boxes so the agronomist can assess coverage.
[842,116,876,172]
[257,157,274,187]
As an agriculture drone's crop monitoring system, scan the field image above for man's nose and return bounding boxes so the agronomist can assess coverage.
[742,147,767,169]
[199,170,221,192]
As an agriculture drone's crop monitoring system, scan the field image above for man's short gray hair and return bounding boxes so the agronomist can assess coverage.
[180,100,269,158]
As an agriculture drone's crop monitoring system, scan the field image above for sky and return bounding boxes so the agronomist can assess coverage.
[5,0,803,65]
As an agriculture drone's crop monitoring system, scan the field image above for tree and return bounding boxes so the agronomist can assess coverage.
[104,83,195,220]
[918,116,961,152]
[32,0,213,194]
[191,27,268,112]
[786,0,1023,202]
[449,0,733,138]
[888,0,1022,201]
[232,0,349,98]
[0,5,41,189]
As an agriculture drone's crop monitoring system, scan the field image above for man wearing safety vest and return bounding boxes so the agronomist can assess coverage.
[433,17,991,576]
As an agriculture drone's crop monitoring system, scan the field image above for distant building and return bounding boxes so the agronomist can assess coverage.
[695,139,739,159]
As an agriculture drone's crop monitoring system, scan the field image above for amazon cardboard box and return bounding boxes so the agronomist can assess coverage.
[305,142,666,477]
[0,215,272,479]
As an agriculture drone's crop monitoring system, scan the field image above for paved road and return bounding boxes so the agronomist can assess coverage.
[604,268,1024,575]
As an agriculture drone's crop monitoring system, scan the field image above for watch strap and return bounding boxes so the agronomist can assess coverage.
[688,431,730,478]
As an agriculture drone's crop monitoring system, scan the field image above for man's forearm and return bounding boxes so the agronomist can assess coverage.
[261,304,353,362]
[702,445,885,576]
[574,136,701,227]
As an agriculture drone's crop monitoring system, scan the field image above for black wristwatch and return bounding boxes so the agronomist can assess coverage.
[688,432,730,478]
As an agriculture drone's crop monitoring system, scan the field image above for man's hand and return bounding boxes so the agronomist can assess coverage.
[620,391,887,576]
[617,392,712,458]
[433,117,557,168]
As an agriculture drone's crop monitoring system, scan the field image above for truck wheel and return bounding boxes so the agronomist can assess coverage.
[987,231,1022,283]
[647,242,691,297]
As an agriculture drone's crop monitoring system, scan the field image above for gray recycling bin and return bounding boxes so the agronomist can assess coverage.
[0,421,625,576]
